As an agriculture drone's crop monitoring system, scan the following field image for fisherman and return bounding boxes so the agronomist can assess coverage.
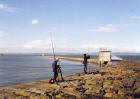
[83,54,90,74]
[52,58,60,82]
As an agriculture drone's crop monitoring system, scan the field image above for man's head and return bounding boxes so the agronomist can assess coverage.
[55,58,59,62]
[84,54,86,56]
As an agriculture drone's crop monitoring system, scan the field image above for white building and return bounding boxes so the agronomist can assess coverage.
[99,50,111,64]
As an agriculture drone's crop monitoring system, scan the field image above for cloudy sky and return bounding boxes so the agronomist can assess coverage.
[0,0,140,53]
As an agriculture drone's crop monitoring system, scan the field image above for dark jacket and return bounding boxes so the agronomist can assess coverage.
[52,61,59,72]
[83,54,90,64]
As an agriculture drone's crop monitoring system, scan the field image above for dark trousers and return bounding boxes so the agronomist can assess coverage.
[84,64,87,74]
[53,72,58,81]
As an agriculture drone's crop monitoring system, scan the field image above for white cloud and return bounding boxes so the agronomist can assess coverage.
[90,24,117,33]
[138,41,140,44]
[0,31,5,38]
[1,35,140,53]
[23,40,49,49]
[23,38,68,49]
[129,15,140,19]
[0,4,4,9]
[81,44,113,53]
[1,40,140,53]
[16,37,68,53]
[31,19,39,24]
[80,43,140,53]
[0,3,15,12]
[123,23,140,26]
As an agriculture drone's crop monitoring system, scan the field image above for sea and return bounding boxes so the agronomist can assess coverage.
[0,54,98,87]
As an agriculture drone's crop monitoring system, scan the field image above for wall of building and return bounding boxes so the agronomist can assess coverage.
[99,51,111,63]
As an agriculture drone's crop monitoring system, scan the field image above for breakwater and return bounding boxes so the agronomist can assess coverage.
[0,59,140,98]
[45,56,100,65]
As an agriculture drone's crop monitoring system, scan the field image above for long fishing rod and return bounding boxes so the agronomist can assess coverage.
[50,34,56,60]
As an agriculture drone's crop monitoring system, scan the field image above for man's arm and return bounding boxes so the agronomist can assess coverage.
[87,55,90,59]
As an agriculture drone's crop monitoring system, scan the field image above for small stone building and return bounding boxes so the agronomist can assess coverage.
[99,50,111,65]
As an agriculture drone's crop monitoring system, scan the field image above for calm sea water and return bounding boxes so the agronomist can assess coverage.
[0,54,98,87]
[118,55,140,62]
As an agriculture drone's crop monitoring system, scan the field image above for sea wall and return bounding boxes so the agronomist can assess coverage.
[45,56,100,65]
[0,59,140,98]
[45,55,113,66]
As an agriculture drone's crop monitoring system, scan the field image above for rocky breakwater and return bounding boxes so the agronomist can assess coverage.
[0,61,140,99]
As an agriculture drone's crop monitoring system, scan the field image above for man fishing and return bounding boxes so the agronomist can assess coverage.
[52,58,60,82]
[50,34,64,83]
[51,58,64,82]
[83,54,90,74]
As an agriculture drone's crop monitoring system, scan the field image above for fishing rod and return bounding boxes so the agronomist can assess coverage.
[50,34,56,60]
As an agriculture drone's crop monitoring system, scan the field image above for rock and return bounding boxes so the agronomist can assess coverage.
[14,91,31,97]
[134,81,140,89]
[118,90,125,96]
[83,75,92,80]
[104,93,114,98]
[91,70,99,75]
[84,84,103,96]
[93,74,102,78]
[60,87,81,97]
[62,94,77,99]
[134,87,140,98]
[44,83,60,90]
[111,94,123,99]
[81,94,103,99]
[84,89,103,97]
[123,79,135,88]
[59,82,69,88]
[103,80,113,89]
[106,77,114,80]
[113,80,123,87]
[55,94,62,99]
[75,86,87,94]
[85,80,97,85]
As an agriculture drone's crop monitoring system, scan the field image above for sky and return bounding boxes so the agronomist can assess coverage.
[0,0,140,53]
